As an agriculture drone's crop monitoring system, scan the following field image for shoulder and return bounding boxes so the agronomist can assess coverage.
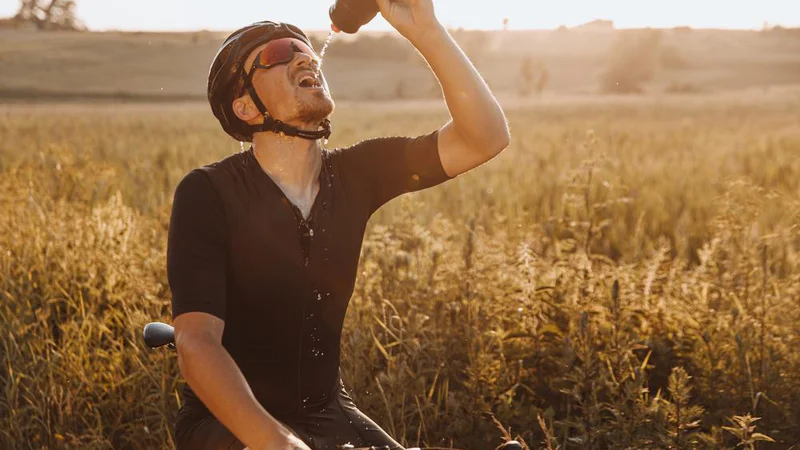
[327,135,419,165]
[174,151,250,204]
[195,150,251,186]
[328,132,440,172]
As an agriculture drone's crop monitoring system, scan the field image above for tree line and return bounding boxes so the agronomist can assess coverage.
[9,0,84,30]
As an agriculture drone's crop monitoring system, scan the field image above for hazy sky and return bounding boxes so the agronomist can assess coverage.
[1,0,798,31]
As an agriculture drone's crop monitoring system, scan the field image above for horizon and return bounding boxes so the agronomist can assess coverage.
[1,0,799,32]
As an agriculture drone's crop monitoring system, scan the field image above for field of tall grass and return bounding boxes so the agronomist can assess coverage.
[1,97,799,449]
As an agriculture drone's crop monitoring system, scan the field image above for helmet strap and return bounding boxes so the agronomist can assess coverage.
[246,84,332,141]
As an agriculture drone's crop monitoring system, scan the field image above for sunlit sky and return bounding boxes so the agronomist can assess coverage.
[1,0,798,31]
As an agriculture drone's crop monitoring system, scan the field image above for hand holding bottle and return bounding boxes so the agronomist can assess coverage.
[374,0,439,44]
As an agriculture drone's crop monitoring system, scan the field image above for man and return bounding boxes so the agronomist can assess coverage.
[167,0,510,449]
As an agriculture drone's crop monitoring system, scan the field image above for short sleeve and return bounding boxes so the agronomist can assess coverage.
[340,130,455,214]
[167,169,228,321]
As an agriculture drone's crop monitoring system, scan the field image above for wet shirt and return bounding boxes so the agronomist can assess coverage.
[167,131,453,421]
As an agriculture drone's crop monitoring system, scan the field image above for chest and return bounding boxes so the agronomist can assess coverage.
[227,185,369,300]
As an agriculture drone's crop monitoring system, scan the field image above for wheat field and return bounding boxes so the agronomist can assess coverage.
[1,95,799,450]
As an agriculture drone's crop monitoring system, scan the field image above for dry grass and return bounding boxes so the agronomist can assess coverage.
[0,97,799,449]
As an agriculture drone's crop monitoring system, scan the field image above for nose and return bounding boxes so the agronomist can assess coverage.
[289,51,324,85]
[291,51,317,70]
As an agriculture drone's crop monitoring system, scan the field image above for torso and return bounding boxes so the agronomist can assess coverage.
[172,130,451,428]
[179,146,373,420]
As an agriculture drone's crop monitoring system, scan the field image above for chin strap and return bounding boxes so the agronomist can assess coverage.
[246,84,332,141]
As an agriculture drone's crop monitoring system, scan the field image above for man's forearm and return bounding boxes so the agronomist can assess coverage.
[178,338,295,449]
[410,23,509,149]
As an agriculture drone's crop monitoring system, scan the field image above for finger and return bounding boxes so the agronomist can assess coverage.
[375,0,392,15]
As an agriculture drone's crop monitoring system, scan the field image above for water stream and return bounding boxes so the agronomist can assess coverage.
[317,30,335,69]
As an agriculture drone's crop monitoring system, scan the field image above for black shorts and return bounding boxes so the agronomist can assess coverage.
[175,378,403,450]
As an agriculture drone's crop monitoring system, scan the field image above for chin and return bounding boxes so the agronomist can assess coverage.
[296,92,335,123]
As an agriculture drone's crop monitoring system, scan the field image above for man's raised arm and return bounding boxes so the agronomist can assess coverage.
[376,0,511,178]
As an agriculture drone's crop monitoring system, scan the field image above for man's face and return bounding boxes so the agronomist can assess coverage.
[238,39,335,128]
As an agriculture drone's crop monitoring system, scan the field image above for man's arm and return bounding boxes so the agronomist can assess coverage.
[174,313,308,450]
[167,171,309,450]
[375,0,511,178]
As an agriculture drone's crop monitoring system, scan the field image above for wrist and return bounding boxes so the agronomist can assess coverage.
[248,419,301,450]
[406,21,448,49]
[261,432,308,450]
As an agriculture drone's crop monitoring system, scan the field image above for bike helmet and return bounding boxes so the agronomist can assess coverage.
[207,21,332,142]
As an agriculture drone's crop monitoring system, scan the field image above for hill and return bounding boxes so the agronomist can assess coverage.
[1,27,799,102]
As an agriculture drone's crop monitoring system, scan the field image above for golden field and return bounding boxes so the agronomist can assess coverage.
[0,93,798,450]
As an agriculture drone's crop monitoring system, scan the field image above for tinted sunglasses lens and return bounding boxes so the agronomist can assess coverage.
[292,40,316,58]
[258,39,316,67]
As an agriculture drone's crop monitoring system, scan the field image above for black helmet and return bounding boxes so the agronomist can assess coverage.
[207,21,331,142]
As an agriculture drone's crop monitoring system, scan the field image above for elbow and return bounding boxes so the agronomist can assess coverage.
[176,331,218,376]
[486,108,511,154]
[465,128,510,160]
[486,122,511,156]
[455,117,510,158]
[495,125,511,153]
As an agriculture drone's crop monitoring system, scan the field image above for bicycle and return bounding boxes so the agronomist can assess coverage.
[143,322,524,450]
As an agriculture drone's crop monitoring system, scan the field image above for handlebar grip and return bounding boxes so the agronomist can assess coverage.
[143,322,176,349]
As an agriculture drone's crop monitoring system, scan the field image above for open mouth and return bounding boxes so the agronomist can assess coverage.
[297,73,322,89]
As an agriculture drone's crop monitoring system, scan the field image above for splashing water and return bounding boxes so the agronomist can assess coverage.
[317,30,335,69]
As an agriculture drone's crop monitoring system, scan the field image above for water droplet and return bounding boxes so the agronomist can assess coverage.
[318,30,335,68]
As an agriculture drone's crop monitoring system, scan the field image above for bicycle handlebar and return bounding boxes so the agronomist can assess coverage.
[143,322,175,349]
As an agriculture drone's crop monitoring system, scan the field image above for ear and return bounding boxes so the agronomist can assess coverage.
[232,95,261,122]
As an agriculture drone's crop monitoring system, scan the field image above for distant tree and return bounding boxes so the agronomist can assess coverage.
[600,29,663,93]
[520,57,550,97]
[14,0,85,30]
[535,67,550,96]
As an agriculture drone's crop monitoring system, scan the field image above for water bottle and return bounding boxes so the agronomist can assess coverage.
[329,0,380,34]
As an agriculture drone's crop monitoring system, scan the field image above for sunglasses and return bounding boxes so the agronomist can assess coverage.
[246,37,318,76]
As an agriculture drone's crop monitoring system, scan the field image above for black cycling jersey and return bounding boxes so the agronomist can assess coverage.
[167,130,453,446]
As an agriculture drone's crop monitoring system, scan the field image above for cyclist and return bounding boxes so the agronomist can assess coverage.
[167,0,510,449]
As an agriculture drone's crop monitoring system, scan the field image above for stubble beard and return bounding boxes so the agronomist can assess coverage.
[294,90,335,126]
